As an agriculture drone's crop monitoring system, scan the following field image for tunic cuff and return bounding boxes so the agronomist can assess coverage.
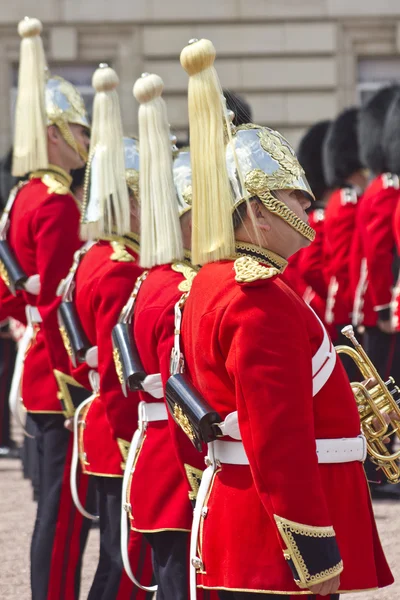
[274,515,343,589]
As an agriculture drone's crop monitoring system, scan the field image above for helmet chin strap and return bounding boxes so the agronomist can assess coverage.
[57,121,88,162]
[260,191,316,243]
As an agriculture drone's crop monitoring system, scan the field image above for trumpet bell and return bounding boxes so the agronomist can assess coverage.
[336,325,400,484]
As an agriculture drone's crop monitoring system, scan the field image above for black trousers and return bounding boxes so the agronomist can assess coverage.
[364,327,400,381]
[145,531,189,600]
[218,593,340,599]
[30,414,92,600]
[88,477,153,600]
[0,335,16,447]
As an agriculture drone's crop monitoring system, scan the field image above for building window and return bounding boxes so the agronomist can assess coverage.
[358,57,400,104]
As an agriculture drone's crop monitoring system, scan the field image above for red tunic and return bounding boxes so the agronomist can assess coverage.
[5,169,82,413]
[130,261,203,532]
[324,188,361,327]
[299,209,331,328]
[280,250,305,298]
[71,237,143,477]
[348,177,394,328]
[393,193,400,329]
[181,252,393,594]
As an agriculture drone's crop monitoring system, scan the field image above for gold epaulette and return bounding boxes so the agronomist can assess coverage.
[234,256,279,284]
[110,241,135,263]
[41,173,70,196]
[171,261,198,292]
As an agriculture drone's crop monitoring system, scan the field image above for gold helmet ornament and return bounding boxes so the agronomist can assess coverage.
[133,72,183,268]
[80,64,129,240]
[12,16,90,177]
[180,38,315,265]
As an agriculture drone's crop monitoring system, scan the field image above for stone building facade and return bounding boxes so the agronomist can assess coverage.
[1,0,400,154]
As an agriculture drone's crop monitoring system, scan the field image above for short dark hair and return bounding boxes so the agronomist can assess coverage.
[232,196,261,230]
[224,90,253,126]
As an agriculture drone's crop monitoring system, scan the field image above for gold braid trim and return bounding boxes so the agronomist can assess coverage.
[117,438,131,471]
[233,242,287,272]
[184,464,203,501]
[274,515,343,589]
[259,191,315,243]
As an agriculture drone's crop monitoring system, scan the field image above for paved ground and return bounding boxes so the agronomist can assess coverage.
[0,457,400,599]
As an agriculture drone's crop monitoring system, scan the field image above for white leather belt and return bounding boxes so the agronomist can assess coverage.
[213,436,367,466]
[188,433,367,600]
[139,401,167,423]
[25,305,42,325]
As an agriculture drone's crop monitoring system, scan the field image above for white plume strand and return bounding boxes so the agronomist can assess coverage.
[81,65,129,240]
[12,17,48,177]
[134,73,183,268]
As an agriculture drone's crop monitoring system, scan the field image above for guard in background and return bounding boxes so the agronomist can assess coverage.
[322,108,368,376]
[0,18,92,599]
[282,120,332,335]
[354,86,400,374]
[117,73,203,599]
[61,65,153,599]
[297,120,333,333]
[174,37,393,599]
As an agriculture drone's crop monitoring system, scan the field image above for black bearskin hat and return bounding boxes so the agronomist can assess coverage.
[382,91,400,175]
[223,89,253,127]
[323,108,363,188]
[297,120,331,201]
[358,85,399,175]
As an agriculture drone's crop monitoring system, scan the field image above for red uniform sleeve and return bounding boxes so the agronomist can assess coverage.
[33,194,81,374]
[299,217,327,300]
[364,188,398,315]
[0,279,27,324]
[93,264,142,443]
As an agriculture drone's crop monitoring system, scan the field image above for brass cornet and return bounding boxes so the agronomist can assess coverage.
[336,325,400,484]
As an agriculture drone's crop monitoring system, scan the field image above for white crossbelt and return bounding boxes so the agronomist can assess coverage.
[120,401,167,592]
[308,305,337,396]
[71,393,99,521]
[189,430,366,600]
[8,305,43,434]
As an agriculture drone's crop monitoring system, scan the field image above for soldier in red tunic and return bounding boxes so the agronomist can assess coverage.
[172,38,393,599]
[388,93,400,333]
[352,86,400,375]
[0,18,94,599]
[115,72,205,600]
[58,65,153,599]
[322,109,368,378]
[297,121,333,332]
[282,121,333,336]
[350,87,400,497]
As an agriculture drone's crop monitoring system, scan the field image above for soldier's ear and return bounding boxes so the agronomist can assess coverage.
[47,124,61,144]
[249,199,271,232]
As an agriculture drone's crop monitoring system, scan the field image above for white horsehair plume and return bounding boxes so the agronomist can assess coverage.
[80,64,129,240]
[12,17,48,177]
[134,72,183,268]
[180,38,235,264]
